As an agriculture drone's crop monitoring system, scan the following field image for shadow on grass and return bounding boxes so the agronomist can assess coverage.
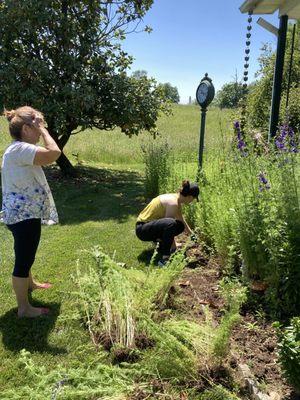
[0,302,66,354]
[45,165,145,225]
[137,248,155,265]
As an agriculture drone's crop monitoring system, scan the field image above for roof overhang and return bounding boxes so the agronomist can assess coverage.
[240,0,300,19]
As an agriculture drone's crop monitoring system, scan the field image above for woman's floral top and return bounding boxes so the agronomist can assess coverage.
[1,141,58,225]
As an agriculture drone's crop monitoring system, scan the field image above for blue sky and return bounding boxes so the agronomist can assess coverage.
[122,0,280,103]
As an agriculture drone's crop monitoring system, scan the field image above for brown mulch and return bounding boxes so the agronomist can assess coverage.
[172,239,298,400]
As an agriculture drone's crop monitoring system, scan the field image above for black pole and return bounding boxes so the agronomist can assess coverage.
[268,15,288,140]
[198,108,207,169]
[286,23,296,109]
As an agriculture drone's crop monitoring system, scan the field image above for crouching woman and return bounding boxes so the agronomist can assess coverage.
[136,180,199,266]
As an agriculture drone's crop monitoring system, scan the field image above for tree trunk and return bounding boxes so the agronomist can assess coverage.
[47,126,77,176]
[56,152,77,177]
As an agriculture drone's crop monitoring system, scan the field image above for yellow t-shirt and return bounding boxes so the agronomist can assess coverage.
[137,195,166,223]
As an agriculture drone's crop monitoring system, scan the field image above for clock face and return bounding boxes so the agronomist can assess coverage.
[196,83,209,104]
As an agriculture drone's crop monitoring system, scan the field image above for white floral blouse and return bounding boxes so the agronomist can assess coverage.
[1,141,58,225]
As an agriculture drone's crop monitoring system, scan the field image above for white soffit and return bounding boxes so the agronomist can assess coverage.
[240,0,300,19]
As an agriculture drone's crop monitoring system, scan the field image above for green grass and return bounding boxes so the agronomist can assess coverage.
[64,105,232,166]
[0,105,233,397]
[0,105,232,167]
[0,165,150,394]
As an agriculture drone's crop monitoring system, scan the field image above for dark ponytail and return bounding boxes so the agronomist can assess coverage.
[179,180,200,201]
[180,180,190,197]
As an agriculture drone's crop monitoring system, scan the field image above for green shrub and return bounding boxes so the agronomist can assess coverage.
[276,318,300,392]
[195,121,300,317]
[280,87,300,132]
[141,138,171,197]
[246,23,300,135]
[265,154,300,317]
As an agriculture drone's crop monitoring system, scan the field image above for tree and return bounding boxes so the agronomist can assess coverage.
[0,0,167,174]
[157,83,180,103]
[246,22,300,132]
[131,70,148,79]
[216,81,245,109]
[132,74,180,103]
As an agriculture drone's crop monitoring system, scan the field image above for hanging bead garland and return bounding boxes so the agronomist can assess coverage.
[243,11,253,89]
[240,10,253,135]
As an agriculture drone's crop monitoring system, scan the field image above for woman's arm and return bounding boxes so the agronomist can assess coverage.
[165,203,193,235]
[33,116,61,166]
[176,208,193,235]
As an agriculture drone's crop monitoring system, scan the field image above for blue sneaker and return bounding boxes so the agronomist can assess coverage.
[157,257,169,267]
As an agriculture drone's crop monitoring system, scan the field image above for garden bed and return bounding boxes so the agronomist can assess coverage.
[173,240,298,399]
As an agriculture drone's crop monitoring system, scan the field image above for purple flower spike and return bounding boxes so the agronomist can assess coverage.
[234,120,247,155]
[238,140,246,150]
[276,124,299,153]
[258,171,271,191]
[258,173,268,184]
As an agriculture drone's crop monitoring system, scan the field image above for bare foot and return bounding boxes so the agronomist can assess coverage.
[18,306,50,318]
[29,282,52,291]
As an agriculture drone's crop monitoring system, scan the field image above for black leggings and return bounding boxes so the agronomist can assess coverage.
[136,218,185,256]
[7,218,41,278]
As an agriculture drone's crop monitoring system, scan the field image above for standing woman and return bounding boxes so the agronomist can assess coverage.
[136,180,199,266]
[1,106,61,317]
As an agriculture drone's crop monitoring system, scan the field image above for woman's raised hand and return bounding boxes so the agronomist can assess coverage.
[32,113,45,130]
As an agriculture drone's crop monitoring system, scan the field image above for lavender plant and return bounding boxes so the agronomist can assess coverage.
[195,119,300,317]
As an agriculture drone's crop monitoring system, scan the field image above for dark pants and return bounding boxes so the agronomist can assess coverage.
[7,218,41,278]
[136,218,185,256]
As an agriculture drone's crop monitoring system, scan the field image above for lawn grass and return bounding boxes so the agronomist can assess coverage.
[0,165,150,393]
[0,105,232,396]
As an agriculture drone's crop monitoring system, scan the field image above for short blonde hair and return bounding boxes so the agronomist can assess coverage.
[3,106,44,140]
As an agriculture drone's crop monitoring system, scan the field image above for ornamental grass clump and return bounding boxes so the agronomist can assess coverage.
[75,247,138,348]
[74,248,202,383]
[74,247,188,350]
[73,247,244,385]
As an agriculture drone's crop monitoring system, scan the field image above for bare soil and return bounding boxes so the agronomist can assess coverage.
[173,239,299,400]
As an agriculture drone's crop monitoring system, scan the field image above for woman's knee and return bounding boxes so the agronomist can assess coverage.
[13,248,37,278]
[175,220,185,235]
[12,263,32,278]
[164,219,184,234]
